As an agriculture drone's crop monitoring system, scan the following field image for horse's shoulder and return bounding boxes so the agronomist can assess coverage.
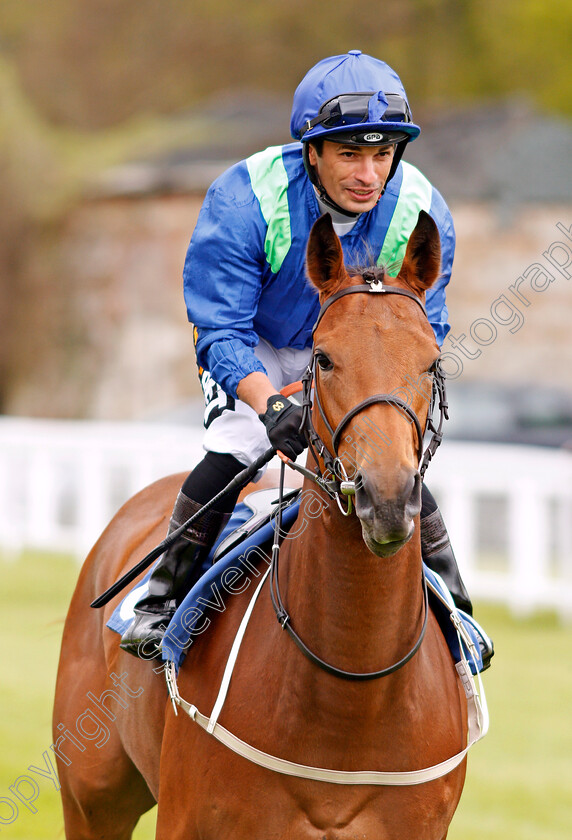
[94,472,187,539]
[74,473,187,613]
[238,467,303,501]
[122,472,188,513]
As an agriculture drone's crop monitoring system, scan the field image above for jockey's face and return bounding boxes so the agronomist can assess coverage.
[308,141,396,213]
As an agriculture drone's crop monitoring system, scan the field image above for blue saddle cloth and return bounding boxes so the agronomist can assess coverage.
[108,497,486,675]
[106,498,299,639]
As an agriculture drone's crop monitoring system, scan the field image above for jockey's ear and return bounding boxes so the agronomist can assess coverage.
[397,210,441,296]
[306,213,348,300]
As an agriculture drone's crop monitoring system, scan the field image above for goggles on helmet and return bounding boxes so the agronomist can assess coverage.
[300,91,412,138]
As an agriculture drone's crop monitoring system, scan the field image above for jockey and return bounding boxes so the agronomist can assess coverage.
[121,50,488,664]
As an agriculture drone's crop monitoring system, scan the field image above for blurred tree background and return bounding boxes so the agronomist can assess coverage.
[0,0,571,414]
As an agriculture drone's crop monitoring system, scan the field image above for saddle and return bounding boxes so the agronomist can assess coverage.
[106,489,299,638]
[108,487,491,676]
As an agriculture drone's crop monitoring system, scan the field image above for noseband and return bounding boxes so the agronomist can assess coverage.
[269,276,448,682]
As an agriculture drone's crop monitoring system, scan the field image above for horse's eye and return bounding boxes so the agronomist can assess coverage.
[315,352,333,371]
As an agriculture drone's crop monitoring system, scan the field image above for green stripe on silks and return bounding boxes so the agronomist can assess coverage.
[247,146,292,274]
[377,162,433,275]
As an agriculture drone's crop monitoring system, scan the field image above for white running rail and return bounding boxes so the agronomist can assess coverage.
[0,417,571,620]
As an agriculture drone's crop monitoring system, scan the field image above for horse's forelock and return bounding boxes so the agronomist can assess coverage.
[347,264,386,285]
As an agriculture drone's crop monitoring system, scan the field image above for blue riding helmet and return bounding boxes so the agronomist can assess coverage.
[290,50,420,144]
[291,51,421,212]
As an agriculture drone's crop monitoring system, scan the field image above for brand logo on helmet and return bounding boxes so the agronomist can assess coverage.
[363,132,385,142]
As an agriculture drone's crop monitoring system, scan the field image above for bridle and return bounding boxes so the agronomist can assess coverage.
[270,275,449,681]
[300,275,448,507]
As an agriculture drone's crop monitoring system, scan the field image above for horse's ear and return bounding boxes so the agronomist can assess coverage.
[397,210,441,295]
[306,214,348,299]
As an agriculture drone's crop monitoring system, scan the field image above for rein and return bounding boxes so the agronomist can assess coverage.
[270,460,429,681]
[270,278,447,681]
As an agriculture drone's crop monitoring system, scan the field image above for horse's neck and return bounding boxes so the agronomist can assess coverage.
[280,490,425,680]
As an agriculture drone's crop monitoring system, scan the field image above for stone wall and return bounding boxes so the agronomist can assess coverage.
[7,193,572,420]
[8,194,204,420]
[445,203,572,389]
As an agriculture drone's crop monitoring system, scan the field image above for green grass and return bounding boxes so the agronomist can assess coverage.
[449,604,572,839]
[1,550,571,839]
[0,551,157,839]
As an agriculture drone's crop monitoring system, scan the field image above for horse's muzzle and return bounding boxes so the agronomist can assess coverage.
[354,468,422,557]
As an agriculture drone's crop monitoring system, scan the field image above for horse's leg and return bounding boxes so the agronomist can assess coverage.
[54,655,157,839]
[54,583,157,838]
[57,747,155,840]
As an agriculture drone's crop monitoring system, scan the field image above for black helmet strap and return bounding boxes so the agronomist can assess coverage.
[302,143,360,218]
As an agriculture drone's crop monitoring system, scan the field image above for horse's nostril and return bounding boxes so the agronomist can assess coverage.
[407,472,422,516]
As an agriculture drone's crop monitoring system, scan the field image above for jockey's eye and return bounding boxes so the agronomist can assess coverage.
[315,352,333,371]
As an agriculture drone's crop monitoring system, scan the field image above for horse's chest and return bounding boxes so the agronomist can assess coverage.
[290,785,455,840]
[191,768,456,840]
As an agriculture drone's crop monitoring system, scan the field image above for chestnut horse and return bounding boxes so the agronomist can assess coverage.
[53,212,474,839]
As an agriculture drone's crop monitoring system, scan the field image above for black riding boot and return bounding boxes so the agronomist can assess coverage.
[120,491,230,659]
[420,488,494,670]
[420,485,473,616]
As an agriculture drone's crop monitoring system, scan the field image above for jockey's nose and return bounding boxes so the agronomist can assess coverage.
[354,155,378,185]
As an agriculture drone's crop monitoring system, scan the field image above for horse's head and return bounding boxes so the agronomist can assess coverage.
[306,211,442,558]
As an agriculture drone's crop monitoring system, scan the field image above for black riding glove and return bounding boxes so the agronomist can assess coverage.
[258,395,307,461]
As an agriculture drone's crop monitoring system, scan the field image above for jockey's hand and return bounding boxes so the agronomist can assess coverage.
[259,395,307,461]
